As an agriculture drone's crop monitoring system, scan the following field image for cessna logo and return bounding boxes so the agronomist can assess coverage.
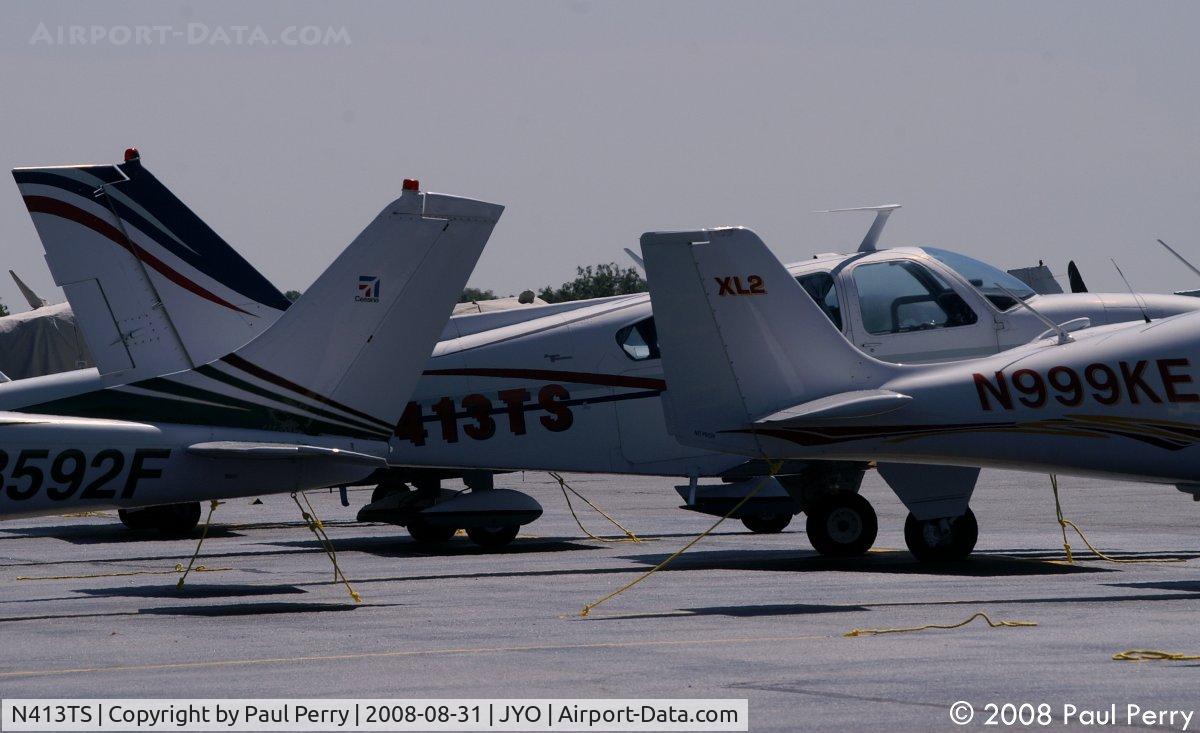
[356,275,380,303]
[715,275,766,296]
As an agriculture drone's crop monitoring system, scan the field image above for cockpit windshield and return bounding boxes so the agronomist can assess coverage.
[925,247,1036,310]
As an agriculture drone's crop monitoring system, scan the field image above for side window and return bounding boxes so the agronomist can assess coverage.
[796,272,843,330]
[852,260,978,335]
[616,317,660,361]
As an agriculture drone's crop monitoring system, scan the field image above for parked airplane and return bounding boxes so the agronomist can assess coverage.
[640,226,1200,561]
[379,213,1200,544]
[16,156,1200,549]
[0,155,502,530]
[0,271,92,379]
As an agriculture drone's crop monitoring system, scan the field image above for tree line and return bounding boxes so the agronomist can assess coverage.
[458,262,647,304]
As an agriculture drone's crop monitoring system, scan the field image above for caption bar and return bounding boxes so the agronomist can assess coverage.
[1,699,748,732]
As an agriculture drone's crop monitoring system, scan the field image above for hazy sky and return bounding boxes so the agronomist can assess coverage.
[1,1,1198,311]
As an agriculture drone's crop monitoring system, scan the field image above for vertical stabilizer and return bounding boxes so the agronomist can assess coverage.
[220,186,504,429]
[13,151,290,381]
[640,227,893,454]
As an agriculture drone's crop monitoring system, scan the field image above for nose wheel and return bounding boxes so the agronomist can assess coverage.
[466,524,520,548]
[904,508,978,562]
[805,493,878,556]
[406,516,458,545]
[741,513,793,533]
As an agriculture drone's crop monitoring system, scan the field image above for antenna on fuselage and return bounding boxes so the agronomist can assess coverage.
[1156,239,1200,281]
[995,283,1074,344]
[1111,258,1152,324]
[623,247,646,271]
[814,204,902,253]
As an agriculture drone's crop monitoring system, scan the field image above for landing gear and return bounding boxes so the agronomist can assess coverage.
[118,502,202,536]
[405,516,457,545]
[358,472,541,550]
[805,493,878,557]
[741,513,792,534]
[904,508,978,562]
[465,524,520,549]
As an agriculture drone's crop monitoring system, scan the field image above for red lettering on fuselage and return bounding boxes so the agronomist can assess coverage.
[972,358,1198,411]
[393,384,577,446]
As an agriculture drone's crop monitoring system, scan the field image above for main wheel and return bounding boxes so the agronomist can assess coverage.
[154,502,203,536]
[741,513,792,533]
[466,524,520,549]
[118,507,155,531]
[904,508,978,562]
[119,503,201,535]
[805,494,878,557]
[407,517,457,544]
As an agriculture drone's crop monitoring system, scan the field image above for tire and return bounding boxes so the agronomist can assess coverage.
[805,494,878,557]
[406,517,457,544]
[904,508,978,562]
[465,524,520,549]
[118,507,155,531]
[154,502,202,537]
[741,513,793,533]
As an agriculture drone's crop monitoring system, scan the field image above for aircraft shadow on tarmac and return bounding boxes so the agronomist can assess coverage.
[982,548,1200,562]
[0,519,377,546]
[619,549,1115,576]
[73,583,309,599]
[0,601,375,624]
[1107,579,1200,593]
[264,534,602,557]
[0,523,248,544]
[137,601,387,617]
[589,603,870,621]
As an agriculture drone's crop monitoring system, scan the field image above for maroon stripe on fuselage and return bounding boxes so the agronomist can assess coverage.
[23,195,251,315]
[219,353,393,429]
[422,367,666,391]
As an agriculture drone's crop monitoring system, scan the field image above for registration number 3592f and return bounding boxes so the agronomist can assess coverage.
[0,448,170,502]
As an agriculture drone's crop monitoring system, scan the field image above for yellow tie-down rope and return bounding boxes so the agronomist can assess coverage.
[549,471,643,543]
[1050,474,1186,564]
[176,499,225,589]
[17,500,232,583]
[1113,649,1200,662]
[845,611,1037,637]
[580,460,784,617]
[292,492,362,604]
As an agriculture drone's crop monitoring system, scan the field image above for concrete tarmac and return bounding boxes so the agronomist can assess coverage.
[1,470,1198,731]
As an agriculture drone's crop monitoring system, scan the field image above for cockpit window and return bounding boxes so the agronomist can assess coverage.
[616,317,660,361]
[925,247,1036,310]
[853,260,978,334]
[796,272,843,330]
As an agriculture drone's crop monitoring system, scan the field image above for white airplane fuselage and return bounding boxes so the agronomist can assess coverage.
[743,316,1200,486]
[389,249,1200,478]
[0,414,386,519]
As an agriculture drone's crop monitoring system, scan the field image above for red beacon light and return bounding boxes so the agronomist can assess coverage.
[402,178,420,192]
[124,147,140,162]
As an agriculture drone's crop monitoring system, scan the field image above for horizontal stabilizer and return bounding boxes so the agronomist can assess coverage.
[186,441,384,466]
[757,389,911,425]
